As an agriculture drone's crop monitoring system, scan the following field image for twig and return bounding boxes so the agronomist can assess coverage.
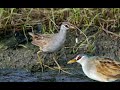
[102,28,120,38]
[100,22,120,38]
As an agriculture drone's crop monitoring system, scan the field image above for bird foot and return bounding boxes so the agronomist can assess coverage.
[53,66,73,75]
[36,61,44,72]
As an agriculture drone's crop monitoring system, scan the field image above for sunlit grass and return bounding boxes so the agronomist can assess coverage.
[0,8,120,53]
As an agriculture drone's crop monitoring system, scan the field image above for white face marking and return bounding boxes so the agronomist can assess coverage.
[76,55,88,64]
[60,24,69,30]
[75,55,82,60]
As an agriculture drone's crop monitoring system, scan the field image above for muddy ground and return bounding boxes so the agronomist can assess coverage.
[0,29,120,82]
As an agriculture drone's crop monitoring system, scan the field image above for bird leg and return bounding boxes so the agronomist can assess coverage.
[37,49,72,74]
[37,51,56,72]
[52,53,72,75]
[60,47,67,61]
[37,50,44,72]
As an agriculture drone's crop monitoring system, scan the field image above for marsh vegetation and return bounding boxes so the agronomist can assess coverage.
[0,8,120,82]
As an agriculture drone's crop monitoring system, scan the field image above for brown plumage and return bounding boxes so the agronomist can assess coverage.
[29,22,75,53]
[29,22,75,73]
[67,54,120,82]
[95,58,120,79]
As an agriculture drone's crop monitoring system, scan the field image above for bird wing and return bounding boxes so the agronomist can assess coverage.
[94,57,120,78]
[30,33,55,47]
[34,33,54,40]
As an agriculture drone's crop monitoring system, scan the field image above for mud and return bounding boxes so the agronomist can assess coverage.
[0,29,120,82]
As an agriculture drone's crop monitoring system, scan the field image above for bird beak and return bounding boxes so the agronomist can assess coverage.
[67,59,77,64]
[70,25,76,30]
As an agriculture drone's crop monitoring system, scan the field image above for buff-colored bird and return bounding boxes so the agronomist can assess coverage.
[67,54,120,82]
[29,22,75,73]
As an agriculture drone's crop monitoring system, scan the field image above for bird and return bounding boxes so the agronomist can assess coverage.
[67,54,120,82]
[29,22,75,73]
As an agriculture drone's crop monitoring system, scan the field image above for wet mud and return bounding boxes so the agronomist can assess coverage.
[0,30,120,82]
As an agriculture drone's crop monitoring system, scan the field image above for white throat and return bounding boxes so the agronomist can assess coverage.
[59,25,68,34]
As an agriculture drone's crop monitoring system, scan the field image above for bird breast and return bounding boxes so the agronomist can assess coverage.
[42,33,66,52]
[81,60,103,82]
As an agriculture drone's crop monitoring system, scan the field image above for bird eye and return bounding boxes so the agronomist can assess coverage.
[77,56,81,60]
[65,24,69,28]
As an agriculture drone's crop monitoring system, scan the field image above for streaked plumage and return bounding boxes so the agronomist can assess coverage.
[67,54,120,82]
[29,22,75,73]
[29,22,75,53]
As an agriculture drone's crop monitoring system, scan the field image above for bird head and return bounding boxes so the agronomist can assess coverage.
[60,22,76,30]
[67,54,88,64]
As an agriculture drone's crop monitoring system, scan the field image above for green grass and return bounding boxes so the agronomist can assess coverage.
[0,8,119,33]
[0,8,120,53]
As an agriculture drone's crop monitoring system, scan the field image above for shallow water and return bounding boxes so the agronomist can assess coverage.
[0,30,120,82]
[0,69,38,82]
[0,68,96,82]
[0,68,120,82]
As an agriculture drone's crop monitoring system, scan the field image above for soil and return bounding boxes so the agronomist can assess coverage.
[0,29,120,82]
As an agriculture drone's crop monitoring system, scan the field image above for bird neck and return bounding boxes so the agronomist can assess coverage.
[59,27,67,34]
[58,27,67,38]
